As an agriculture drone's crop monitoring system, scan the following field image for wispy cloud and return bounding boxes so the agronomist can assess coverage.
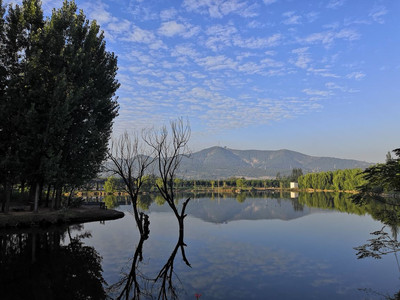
[156,23,182,37]
[369,6,388,24]
[263,0,276,5]
[303,88,332,97]
[291,47,311,69]
[327,0,345,9]
[282,11,302,25]
[183,0,257,18]
[300,28,360,47]
[346,71,366,80]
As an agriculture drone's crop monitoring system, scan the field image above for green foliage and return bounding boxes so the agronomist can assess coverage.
[298,168,366,191]
[0,0,119,210]
[104,195,118,209]
[360,149,400,193]
[289,168,303,182]
[104,177,119,194]
[236,177,246,189]
[137,194,153,210]
[236,192,246,203]
[299,192,400,226]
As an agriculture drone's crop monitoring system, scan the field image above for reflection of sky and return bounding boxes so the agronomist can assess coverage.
[80,199,400,299]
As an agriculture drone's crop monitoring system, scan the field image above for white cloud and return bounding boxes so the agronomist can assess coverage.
[80,1,117,25]
[233,34,282,49]
[325,82,347,91]
[247,20,266,29]
[260,58,284,68]
[369,6,388,24]
[282,11,302,25]
[159,21,187,37]
[107,19,132,35]
[327,0,345,9]
[301,28,360,46]
[302,88,332,97]
[172,44,201,60]
[291,47,311,69]
[197,55,238,71]
[160,8,178,20]
[263,0,276,5]
[346,71,366,80]
[183,0,258,18]
[122,26,166,49]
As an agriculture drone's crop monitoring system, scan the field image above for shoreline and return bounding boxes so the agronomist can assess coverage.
[0,205,124,229]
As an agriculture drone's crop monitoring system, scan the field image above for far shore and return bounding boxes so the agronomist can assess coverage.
[0,205,124,229]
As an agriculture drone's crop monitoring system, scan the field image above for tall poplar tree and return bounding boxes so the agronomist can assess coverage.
[0,0,119,212]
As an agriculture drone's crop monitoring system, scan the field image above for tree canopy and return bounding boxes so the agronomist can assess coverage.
[0,0,119,212]
[353,148,400,204]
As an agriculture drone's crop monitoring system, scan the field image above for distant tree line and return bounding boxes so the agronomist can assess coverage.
[297,169,366,191]
[100,169,304,193]
[0,0,119,212]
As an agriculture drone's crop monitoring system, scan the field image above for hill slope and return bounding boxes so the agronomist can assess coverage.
[177,146,372,179]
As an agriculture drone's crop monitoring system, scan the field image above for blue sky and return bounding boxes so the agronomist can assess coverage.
[6,0,400,162]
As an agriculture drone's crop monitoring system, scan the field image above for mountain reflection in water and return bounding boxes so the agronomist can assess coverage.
[1,192,399,299]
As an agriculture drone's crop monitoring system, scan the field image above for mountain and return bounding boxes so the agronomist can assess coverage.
[177,146,372,179]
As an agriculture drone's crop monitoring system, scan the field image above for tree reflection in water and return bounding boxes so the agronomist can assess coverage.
[109,202,192,300]
[352,195,400,300]
[108,212,151,299]
[0,225,106,300]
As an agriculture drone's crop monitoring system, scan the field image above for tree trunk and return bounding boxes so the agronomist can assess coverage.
[3,182,12,213]
[29,183,35,206]
[50,186,56,209]
[20,181,26,202]
[33,181,40,213]
[67,187,75,207]
[55,186,62,209]
[45,185,51,208]
[38,181,44,207]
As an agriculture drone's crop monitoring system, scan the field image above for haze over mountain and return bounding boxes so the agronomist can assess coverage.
[177,146,372,179]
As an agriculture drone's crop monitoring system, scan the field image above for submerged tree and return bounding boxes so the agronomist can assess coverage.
[145,118,192,267]
[108,131,154,234]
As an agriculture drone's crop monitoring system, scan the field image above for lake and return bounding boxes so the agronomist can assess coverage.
[1,192,399,299]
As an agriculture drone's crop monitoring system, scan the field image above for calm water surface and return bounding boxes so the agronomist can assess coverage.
[1,192,399,299]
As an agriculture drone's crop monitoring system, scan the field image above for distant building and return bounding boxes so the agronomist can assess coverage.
[290,182,298,189]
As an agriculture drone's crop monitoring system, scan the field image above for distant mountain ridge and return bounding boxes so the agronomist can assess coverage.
[177,146,372,179]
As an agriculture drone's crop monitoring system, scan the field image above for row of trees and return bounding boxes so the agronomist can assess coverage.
[297,148,400,194]
[0,0,119,212]
[101,167,303,193]
[297,168,366,191]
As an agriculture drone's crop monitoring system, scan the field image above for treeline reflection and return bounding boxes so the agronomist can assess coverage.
[0,226,106,300]
[99,191,400,227]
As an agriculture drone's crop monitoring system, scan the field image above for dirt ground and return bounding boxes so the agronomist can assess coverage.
[0,205,124,229]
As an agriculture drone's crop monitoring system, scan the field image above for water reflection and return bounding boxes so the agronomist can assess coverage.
[108,212,151,299]
[351,194,400,300]
[0,225,106,299]
[2,192,400,299]
[108,192,192,299]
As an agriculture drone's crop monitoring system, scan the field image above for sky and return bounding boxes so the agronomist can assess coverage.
[5,0,400,162]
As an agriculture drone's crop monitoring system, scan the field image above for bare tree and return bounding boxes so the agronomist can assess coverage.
[108,131,154,235]
[145,118,191,265]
